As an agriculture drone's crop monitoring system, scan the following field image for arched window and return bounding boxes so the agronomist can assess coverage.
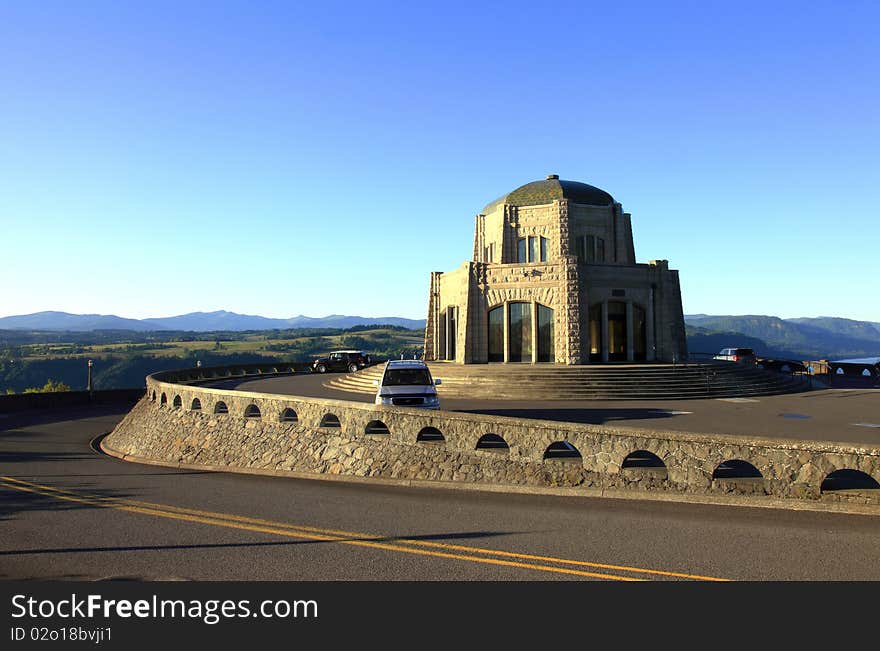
[712,459,762,480]
[244,404,261,419]
[280,408,298,423]
[190,398,202,411]
[214,401,228,414]
[417,427,444,442]
[365,420,390,435]
[476,433,509,452]
[821,469,880,493]
[543,441,582,460]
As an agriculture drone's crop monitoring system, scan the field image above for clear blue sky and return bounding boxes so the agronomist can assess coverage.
[2,1,878,322]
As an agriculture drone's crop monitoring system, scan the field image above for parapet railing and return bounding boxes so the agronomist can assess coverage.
[132,363,880,505]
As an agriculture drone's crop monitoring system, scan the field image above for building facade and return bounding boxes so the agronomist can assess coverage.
[424,175,687,364]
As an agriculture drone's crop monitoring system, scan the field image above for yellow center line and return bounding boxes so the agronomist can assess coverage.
[0,476,728,581]
[1,478,637,581]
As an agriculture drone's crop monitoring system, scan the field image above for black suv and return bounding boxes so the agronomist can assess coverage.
[311,350,370,374]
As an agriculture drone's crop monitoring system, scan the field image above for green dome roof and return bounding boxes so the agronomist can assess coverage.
[482,175,614,214]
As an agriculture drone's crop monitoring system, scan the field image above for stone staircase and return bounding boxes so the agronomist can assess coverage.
[323,361,812,401]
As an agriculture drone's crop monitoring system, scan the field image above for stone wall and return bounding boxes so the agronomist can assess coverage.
[104,372,880,506]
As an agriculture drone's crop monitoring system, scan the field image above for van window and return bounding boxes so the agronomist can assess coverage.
[383,369,432,386]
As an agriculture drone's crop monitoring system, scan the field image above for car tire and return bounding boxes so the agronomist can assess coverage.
[316,364,326,373]
[348,364,358,373]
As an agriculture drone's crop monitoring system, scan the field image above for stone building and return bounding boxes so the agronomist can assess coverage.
[424,175,687,364]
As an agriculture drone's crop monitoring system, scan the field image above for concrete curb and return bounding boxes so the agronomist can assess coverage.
[99,436,880,518]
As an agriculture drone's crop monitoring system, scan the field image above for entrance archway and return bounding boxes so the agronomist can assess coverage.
[487,302,555,363]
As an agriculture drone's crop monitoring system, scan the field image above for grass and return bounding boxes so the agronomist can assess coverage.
[16,329,424,361]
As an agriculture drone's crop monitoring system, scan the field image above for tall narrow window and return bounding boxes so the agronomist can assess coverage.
[540,237,548,262]
[576,236,586,263]
[447,307,456,360]
[508,302,532,362]
[488,306,504,362]
[537,304,554,362]
[517,238,527,263]
[586,235,596,263]
[528,236,537,263]
[589,303,602,362]
[597,238,605,262]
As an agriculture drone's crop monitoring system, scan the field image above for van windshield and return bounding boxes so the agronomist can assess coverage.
[383,369,432,386]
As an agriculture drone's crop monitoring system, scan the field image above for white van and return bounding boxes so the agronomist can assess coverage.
[373,360,441,410]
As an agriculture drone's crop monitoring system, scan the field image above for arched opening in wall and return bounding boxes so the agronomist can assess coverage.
[150,391,156,402]
[244,404,261,419]
[417,427,444,443]
[280,408,298,423]
[214,401,228,415]
[191,398,202,411]
[476,433,509,453]
[320,413,341,428]
[543,441,582,461]
[712,459,763,480]
[172,395,182,410]
[365,420,390,436]
[160,393,167,407]
[621,450,667,479]
[820,469,880,494]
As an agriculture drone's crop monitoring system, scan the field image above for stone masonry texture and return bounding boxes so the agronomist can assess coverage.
[105,375,880,506]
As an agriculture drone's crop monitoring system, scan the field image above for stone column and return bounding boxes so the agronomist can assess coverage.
[626,300,634,362]
[503,301,510,363]
[647,288,656,362]
[601,300,609,363]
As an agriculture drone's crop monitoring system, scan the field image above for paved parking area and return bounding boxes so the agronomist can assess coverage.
[211,373,880,447]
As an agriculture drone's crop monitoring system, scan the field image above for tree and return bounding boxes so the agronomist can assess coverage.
[23,379,71,394]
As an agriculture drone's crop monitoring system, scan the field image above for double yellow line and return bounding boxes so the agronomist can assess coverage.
[1,476,728,581]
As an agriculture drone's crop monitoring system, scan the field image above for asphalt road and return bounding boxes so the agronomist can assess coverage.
[220,372,880,446]
[2,405,880,581]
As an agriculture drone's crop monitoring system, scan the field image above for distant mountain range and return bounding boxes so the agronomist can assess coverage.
[2,311,879,360]
[0,311,427,332]
[684,315,880,360]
